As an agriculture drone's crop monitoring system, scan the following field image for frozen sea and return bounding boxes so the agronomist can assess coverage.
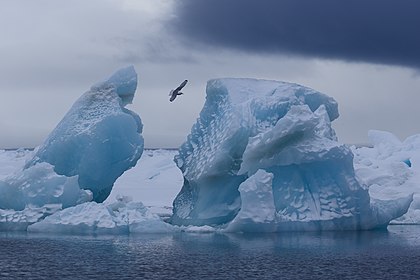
[1,226,420,279]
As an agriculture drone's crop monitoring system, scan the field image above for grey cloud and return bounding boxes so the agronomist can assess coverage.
[169,0,420,68]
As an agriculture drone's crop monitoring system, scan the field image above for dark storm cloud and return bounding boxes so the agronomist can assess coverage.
[170,0,420,68]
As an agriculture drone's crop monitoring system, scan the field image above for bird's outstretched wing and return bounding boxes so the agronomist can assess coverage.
[175,80,188,91]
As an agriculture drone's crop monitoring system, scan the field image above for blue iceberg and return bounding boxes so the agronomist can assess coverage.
[353,130,420,225]
[171,78,411,231]
[0,66,144,230]
[25,66,144,203]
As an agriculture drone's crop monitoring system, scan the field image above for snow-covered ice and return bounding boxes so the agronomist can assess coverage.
[106,149,182,210]
[28,196,175,234]
[0,149,30,180]
[170,78,411,230]
[353,130,420,224]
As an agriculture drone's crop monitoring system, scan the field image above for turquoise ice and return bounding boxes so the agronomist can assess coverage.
[25,66,144,203]
[171,78,411,231]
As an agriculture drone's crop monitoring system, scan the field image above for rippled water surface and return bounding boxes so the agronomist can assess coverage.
[1,226,420,279]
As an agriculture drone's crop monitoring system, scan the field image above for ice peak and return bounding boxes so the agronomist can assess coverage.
[93,65,138,106]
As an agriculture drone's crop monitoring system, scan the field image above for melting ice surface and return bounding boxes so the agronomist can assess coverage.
[171,78,412,231]
[0,66,146,231]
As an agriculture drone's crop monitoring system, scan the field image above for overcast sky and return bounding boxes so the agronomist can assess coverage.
[1,0,419,149]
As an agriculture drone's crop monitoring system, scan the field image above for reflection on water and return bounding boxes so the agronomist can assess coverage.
[1,226,420,279]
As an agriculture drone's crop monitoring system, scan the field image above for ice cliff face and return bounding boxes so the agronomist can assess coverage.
[25,66,144,203]
[171,78,411,231]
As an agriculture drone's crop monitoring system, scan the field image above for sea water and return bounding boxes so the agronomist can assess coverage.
[1,226,420,279]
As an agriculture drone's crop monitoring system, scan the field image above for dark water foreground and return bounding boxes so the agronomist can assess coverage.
[1,226,420,279]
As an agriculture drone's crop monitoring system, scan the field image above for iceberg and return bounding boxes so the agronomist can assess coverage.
[25,66,144,203]
[353,130,420,224]
[0,66,144,231]
[170,78,411,231]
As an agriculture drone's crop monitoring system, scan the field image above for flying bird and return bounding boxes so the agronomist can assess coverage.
[169,80,188,102]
